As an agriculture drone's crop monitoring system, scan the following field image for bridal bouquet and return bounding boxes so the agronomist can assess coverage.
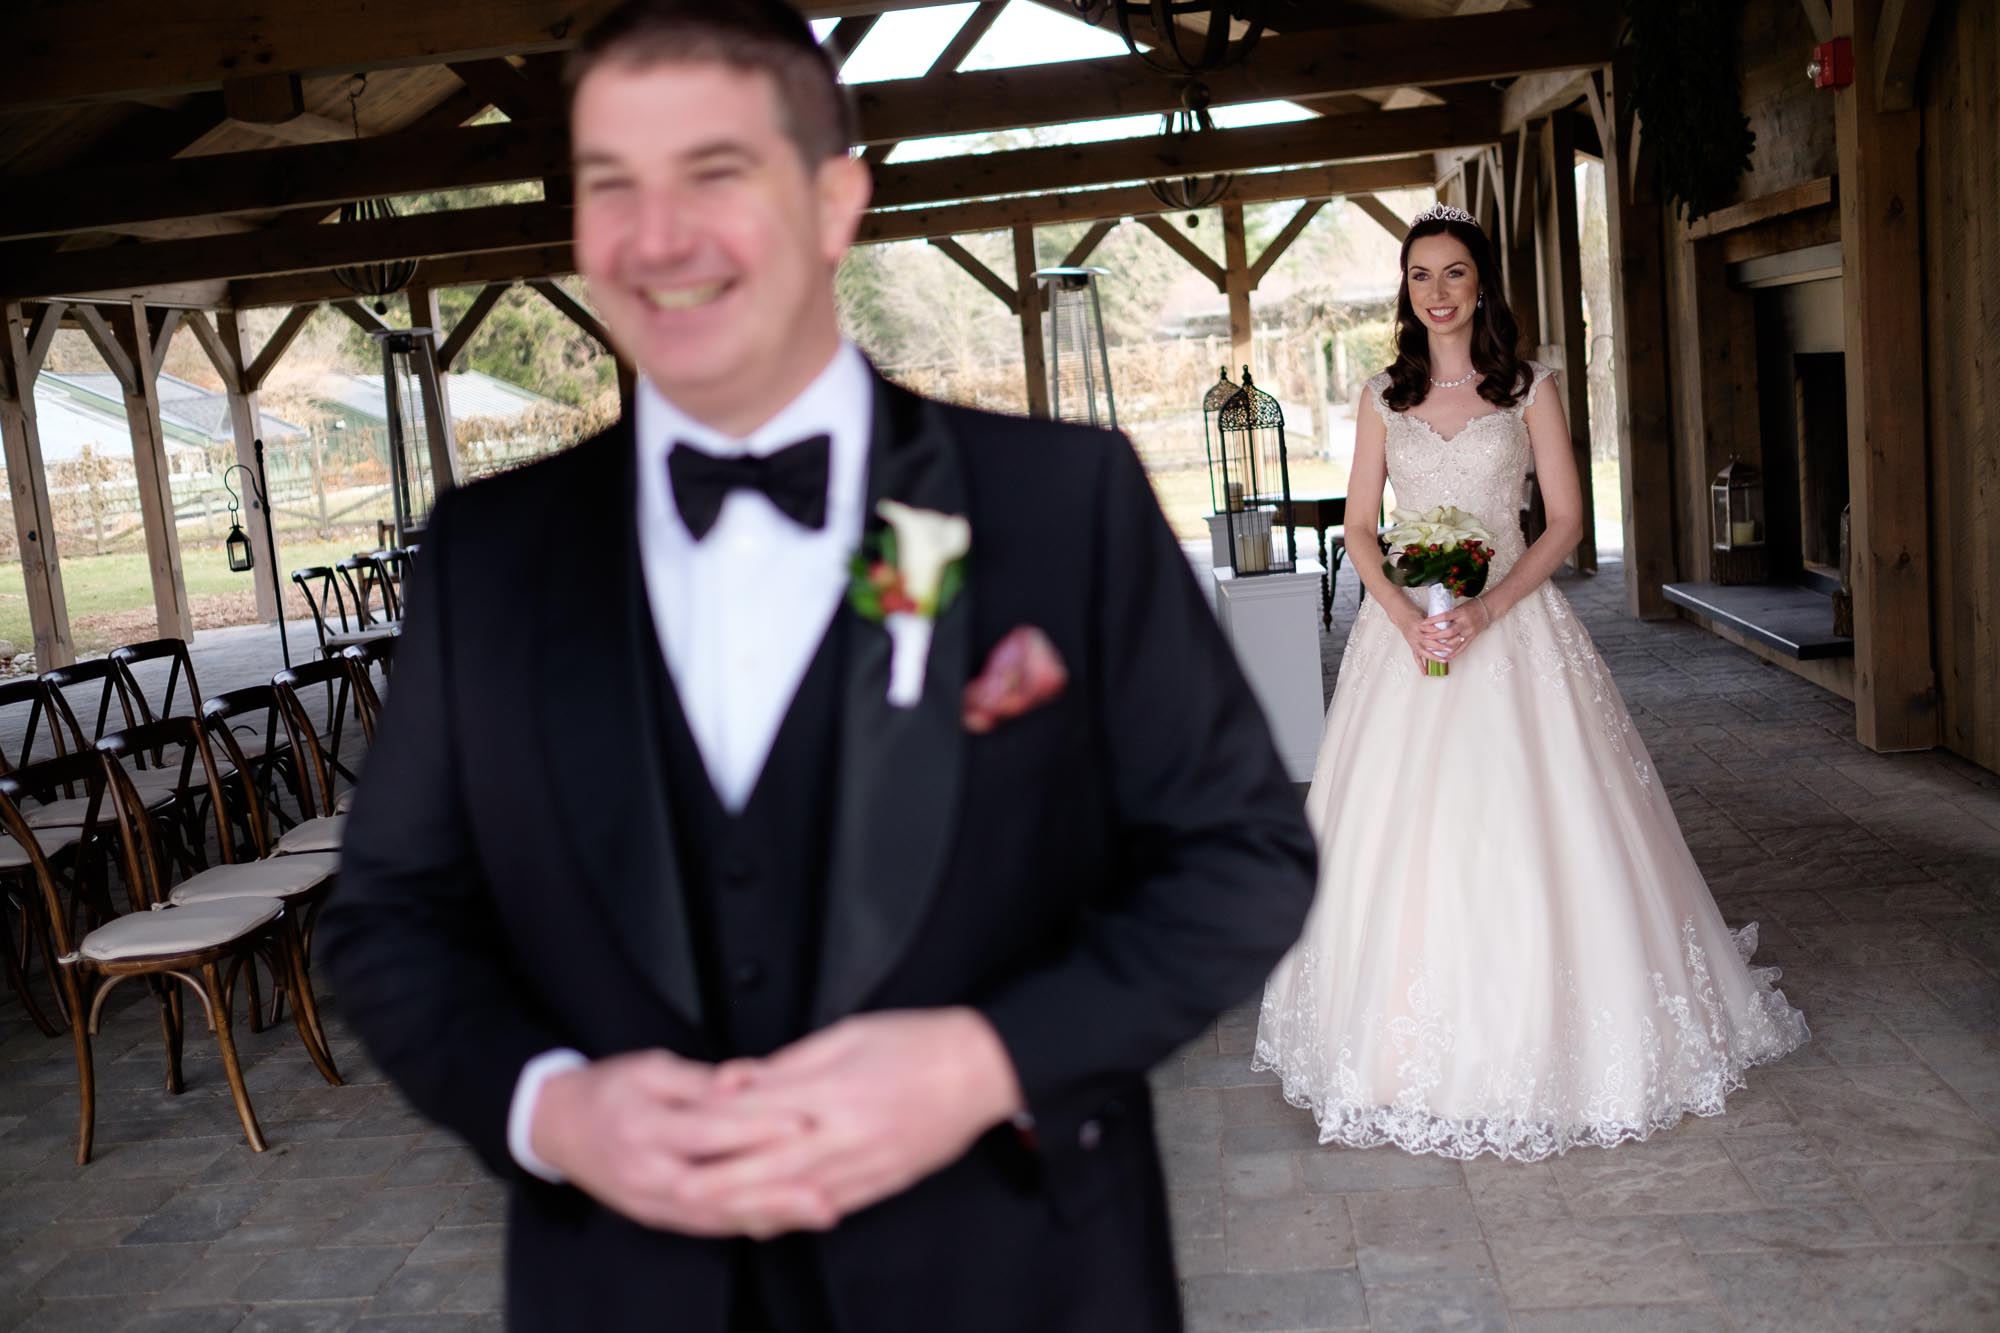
[1381,505,1496,677]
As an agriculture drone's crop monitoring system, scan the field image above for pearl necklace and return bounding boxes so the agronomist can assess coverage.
[1430,367,1478,389]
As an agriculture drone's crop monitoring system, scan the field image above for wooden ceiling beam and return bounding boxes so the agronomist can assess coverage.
[861,154,1437,244]
[447,59,564,122]
[1500,68,1594,135]
[0,200,574,302]
[871,100,1498,210]
[232,244,577,308]
[854,6,1614,146]
[0,2,943,111]
[0,120,567,242]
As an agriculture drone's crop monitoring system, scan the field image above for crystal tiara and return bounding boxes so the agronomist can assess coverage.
[1412,202,1479,228]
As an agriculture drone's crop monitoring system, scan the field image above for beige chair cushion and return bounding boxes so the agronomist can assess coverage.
[0,825,85,870]
[334,789,354,814]
[125,767,190,806]
[18,796,98,829]
[274,815,343,856]
[166,853,339,907]
[78,897,281,963]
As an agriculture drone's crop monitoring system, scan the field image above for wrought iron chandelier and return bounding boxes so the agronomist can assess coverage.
[1069,4,1281,228]
[1145,86,1232,227]
[1065,2,1276,78]
[330,77,417,315]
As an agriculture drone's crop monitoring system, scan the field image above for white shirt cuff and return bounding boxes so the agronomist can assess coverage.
[508,1048,588,1183]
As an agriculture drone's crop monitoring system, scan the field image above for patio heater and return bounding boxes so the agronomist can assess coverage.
[1035,267,1117,429]
[370,326,449,546]
[1213,369,1295,575]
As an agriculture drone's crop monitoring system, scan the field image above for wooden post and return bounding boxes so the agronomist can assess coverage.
[1598,68,1677,618]
[1534,114,1598,572]
[207,311,281,620]
[1012,224,1049,419]
[1835,0,1938,750]
[1222,202,1253,377]
[406,283,462,494]
[1497,130,1541,355]
[0,302,75,667]
[109,299,195,641]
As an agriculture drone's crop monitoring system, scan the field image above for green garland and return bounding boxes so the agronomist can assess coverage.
[1621,0,1757,222]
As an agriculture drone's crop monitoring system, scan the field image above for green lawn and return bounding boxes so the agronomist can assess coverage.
[0,537,367,658]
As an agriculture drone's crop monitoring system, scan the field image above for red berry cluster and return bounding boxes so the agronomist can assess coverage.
[869,561,917,615]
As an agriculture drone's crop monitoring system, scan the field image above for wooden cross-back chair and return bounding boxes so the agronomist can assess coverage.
[0,737,332,1164]
[291,566,398,661]
[0,745,108,1039]
[273,658,360,807]
[205,690,343,859]
[340,638,393,745]
[98,718,342,1079]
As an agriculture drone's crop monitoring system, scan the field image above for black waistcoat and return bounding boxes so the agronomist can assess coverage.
[648,612,845,1058]
[645,611,847,1333]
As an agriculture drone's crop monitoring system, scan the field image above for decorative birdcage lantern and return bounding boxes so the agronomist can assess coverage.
[1036,267,1117,429]
[1200,366,1237,512]
[1214,368,1295,575]
[1710,457,1768,585]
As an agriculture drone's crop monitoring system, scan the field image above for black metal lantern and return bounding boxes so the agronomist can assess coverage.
[1214,368,1295,575]
[1710,456,1768,585]
[224,522,253,572]
[221,440,292,668]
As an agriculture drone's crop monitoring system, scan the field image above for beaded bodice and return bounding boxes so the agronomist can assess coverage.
[1365,362,1556,582]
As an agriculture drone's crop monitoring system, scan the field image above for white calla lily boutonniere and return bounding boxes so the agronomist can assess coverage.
[848,499,971,708]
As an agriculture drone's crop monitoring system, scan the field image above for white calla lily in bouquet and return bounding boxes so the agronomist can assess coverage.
[1380,505,1497,677]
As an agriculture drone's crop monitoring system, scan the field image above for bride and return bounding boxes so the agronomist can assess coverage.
[1254,202,1809,1160]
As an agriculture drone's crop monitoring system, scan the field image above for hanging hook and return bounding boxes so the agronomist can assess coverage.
[345,73,368,141]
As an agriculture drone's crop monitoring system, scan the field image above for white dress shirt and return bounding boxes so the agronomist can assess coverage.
[507,341,875,1181]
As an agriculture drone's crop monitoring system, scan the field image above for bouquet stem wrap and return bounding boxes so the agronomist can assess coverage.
[1425,583,1455,677]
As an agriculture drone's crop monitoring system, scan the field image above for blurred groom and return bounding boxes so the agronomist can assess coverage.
[318,2,1315,1329]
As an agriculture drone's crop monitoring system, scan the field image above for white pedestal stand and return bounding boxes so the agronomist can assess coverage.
[1212,558,1325,782]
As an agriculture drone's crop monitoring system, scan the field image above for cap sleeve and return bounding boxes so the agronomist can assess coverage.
[1363,371,1395,428]
[1520,361,1559,413]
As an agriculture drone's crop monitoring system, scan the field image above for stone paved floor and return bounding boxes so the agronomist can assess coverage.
[1,565,1997,1331]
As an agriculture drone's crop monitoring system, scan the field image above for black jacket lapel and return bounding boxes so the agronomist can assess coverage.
[812,375,973,1025]
[532,424,705,1028]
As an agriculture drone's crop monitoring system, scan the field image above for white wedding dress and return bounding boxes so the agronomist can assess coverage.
[1254,364,1809,1161]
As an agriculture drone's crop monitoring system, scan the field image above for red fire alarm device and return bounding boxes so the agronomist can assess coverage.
[1809,36,1853,89]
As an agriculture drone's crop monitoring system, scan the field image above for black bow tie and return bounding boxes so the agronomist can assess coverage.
[667,434,831,540]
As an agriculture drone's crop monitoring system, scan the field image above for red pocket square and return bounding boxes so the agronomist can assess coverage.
[962,626,1068,734]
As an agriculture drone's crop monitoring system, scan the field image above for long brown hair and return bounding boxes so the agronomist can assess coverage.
[1382,215,1526,413]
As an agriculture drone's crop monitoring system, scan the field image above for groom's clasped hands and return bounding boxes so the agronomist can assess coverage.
[530,1008,1025,1239]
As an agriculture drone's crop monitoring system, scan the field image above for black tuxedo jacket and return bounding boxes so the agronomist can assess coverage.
[319,374,1316,1331]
